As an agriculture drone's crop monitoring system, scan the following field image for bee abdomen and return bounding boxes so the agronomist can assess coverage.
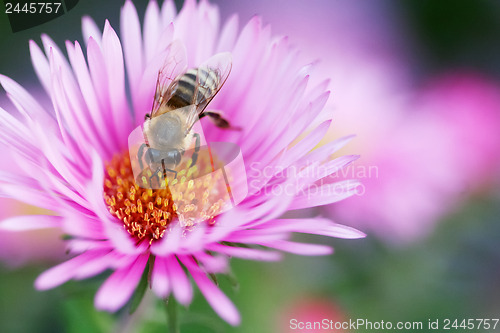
[166,68,219,110]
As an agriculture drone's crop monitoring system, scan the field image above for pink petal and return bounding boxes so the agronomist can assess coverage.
[41,34,73,77]
[0,183,58,212]
[74,250,119,280]
[94,253,148,311]
[222,16,267,117]
[216,14,238,52]
[47,57,92,168]
[0,107,37,157]
[47,56,87,165]
[191,1,217,64]
[0,74,54,126]
[143,0,162,63]
[296,90,332,135]
[30,121,84,194]
[182,256,240,326]
[205,208,249,241]
[0,215,62,231]
[160,0,176,24]
[224,229,289,244]
[292,180,362,209]
[194,251,228,273]
[66,40,113,158]
[319,224,366,239]
[152,23,175,63]
[121,0,144,114]
[151,223,182,256]
[247,74,310,165]
[319,155,361,179]
[86,152,138,254]
[82,15,102,46]
[180,222,207,252]
[66,239,112,254]
[151,256,171,298]
[166,255,192,305]
[62,214,104,239]
[253,218,366,239]
[173,0,199,65]
[87,37,114,137]
[102,20,132,146]
[0,170,40,189]
[242,179,297,222]
[292,155,360,190]
[301,135,356,165]
[207,243,282,261]
[35,250,108,290]
[259,240,333,256]
[29,40,52,95]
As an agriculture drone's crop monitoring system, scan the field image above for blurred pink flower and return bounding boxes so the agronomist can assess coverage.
[0,0,364,325]
[331,73,500,243]
[276,295,346,333]
[0,146,64,267]
[0,198,64,267]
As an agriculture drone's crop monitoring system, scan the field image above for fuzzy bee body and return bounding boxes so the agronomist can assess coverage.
[137,47,233,184]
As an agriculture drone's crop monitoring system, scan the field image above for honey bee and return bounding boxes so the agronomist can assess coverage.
[138,43,233,185]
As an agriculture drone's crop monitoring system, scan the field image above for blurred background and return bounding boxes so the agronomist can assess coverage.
[1,0,500,332]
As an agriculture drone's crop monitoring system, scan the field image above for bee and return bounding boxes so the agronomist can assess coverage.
[137,43,234,185]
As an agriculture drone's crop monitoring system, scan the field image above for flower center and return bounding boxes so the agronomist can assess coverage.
[103,152,176,242]
[103,149,231,243]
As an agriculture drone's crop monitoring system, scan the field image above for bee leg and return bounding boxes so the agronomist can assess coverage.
[201,111,241,130]
[138,143,155,171]
[137,143,148,170]
[149,169,161,188]
[161,159,178,180]
[191,133,201,165]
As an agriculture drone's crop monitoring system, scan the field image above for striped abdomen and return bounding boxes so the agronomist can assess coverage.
[166,68,219,111]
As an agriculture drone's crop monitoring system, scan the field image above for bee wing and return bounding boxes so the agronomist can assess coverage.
[150,40,188,117]
[184,52,232,129]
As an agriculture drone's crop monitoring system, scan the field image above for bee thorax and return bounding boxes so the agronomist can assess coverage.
[145,112,185,150]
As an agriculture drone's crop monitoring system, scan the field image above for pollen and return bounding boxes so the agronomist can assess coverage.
[103,150,232,243]
[103,153,176,243]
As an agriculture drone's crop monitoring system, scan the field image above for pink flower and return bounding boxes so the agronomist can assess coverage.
[0,146,64,267]
[0,0,364,325]
[276,296,346,333]
[331,73,500,243]
[0,198,65,267]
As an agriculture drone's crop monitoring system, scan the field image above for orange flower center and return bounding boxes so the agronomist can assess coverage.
[103,152,176,242]
[103,149,231,243]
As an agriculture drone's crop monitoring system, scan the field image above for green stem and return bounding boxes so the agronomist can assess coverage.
[166,297,179,333]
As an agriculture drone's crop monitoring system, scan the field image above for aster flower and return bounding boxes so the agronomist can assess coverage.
[0,0,364,325]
